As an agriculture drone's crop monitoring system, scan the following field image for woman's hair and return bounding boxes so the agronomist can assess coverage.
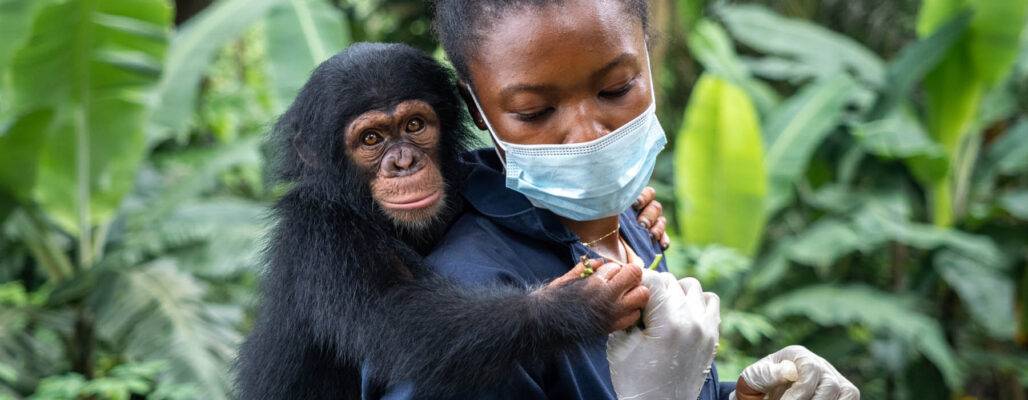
[432,0,649,84]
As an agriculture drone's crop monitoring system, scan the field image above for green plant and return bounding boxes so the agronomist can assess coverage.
[669,3,1028,398]
[0,0,351,397]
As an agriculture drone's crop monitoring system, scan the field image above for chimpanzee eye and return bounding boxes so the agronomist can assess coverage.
[405,117,425,133]
[361,130,383,146]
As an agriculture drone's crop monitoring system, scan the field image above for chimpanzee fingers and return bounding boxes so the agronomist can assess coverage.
[593,262,624,283]
[610,309,643,332]
[660,233,670,250]
[620,285,650,314]
[604,261,642,294]
[551,259,596,287]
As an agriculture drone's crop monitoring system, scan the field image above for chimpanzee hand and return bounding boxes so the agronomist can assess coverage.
[633,186,670,249]
[547,259,650,332]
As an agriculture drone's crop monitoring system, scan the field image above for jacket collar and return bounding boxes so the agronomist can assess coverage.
[458,149,578,244]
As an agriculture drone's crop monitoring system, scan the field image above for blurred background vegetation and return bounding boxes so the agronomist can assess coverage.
[0,0,1025,399]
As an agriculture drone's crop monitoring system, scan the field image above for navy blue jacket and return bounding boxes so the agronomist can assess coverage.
[363,149,734,399]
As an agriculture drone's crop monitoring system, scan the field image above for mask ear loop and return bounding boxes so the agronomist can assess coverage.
[642,46,658,111]
[465,85,510,169]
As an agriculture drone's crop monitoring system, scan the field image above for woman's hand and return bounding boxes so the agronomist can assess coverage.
[548,259,650,332]
[607,271,720,400]
[731,346,860,400]
[633,187,670,249]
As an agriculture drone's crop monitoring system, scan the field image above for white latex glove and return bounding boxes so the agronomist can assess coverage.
[730,345,859,400]
[607,270,720,400]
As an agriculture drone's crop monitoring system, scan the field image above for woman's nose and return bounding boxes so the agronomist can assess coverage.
[563,103,609,144]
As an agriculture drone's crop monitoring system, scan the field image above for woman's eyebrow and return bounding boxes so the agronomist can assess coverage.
[590,53,635,80]
[499,83,555,98]
[497,53,637,98]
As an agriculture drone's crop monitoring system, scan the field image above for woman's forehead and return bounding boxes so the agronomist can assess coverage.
[469,0,645,92]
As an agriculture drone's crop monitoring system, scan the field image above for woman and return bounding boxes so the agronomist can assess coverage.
[420,0,859,399]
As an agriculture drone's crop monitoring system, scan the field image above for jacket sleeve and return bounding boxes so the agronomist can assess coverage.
[719,380,737,400]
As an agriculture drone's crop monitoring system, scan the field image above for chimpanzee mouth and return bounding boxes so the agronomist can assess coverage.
[380,191,443,210]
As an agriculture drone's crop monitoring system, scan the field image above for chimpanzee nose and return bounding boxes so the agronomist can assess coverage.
[383,146,424,177]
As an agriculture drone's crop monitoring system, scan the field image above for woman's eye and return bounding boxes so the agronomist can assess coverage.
[405,117,425,133]
[515,108,553,122]
[600,81,634,98]
[361,131,383,146]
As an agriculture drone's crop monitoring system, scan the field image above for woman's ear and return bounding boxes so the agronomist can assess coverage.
[458,82,488,130]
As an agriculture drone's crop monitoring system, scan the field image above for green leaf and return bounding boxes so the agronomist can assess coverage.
[0,0,46,71]
[122,199,268,278]
[853,107,945,160]
[921,52,984,155]
[686,19,780,115]
[718,4,886,87]
[851,202,1005,267]
[129,135,262,228]
[265,0,350,111]
[32,374,88,400]
[0,109,53,201]
[746,240,791,292]
[785,200,1005,269]
[763,74,861,214]
[786,218,867,271]
[0,362,15,384]
[675,0,707,31]
[675,74,767,256]
[851,106,951,184]
[998,190,1028,220]
[917,0,1027,226]
[7,0,171,235]
[918,0,1028,87]
[89,261,241,400]
[873,11,971,117]
[935,250,1016,338]
[740,57,815,84]
[149,0,285,144]
[983,117,1028,176]
[721,310,775,345]
[764,285,964,388]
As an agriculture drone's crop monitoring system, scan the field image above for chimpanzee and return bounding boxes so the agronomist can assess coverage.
[232,43,664,399]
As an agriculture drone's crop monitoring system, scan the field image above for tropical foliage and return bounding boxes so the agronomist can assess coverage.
[0,0,1025,399]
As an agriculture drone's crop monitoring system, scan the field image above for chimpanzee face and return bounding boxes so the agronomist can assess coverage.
[344,99,447,228]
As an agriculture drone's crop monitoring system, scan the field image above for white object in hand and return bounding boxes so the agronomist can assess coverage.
[607,270,721,400]
[731,345,859,400]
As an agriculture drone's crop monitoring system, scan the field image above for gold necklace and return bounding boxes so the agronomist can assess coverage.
[583,231,628,266]
[581,224,620,248]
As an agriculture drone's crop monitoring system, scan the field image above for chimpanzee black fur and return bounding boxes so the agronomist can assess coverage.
[232,43,615,399]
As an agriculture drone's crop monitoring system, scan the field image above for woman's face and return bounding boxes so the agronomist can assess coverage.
[466,0,650,146]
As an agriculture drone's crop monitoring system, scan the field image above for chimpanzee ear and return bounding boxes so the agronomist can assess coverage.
[457,82,487,131]
[291,131,321,170]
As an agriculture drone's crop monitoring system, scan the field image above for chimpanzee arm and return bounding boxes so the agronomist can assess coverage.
[362,272,612,398]
[235,193,614,399]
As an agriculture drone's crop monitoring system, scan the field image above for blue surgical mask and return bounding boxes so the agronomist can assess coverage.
[468,53,667,221]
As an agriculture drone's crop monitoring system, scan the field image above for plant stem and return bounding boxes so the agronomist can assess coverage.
[931,179,952,227]
[15,210,74,281]
[70,304,96,378]
[75,105,92,270]
[648,254,665,271]
[952,131,981,222]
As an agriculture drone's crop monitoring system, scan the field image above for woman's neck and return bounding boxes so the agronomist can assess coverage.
[560,215,623,261]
